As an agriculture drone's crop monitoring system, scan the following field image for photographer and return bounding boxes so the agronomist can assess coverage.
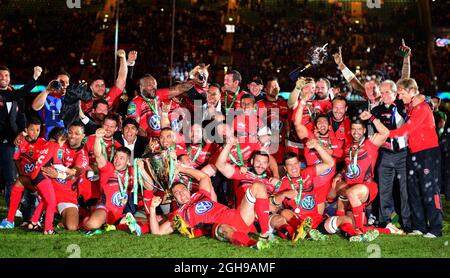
[32,72,70,138]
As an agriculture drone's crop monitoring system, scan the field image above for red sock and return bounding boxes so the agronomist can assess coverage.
[231,231,257,247]
[255,198,270,234]
[139,222,150,234]
[287,216,301,230]
[31,198,44,223]
[36,179,56,231]
[351,204,365,230]
[365,226,390,234]
[6,185,25,222]
[335,210,345,216]
[340,223,358,236]
[277,223,295,239]
[116,223,128,231]
[143,190,153,215]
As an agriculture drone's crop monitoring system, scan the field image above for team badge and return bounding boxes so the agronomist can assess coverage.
[24,164,34,174]
[56,177,66,184]
[127,102,136,116]
[171,119,182,133]
[112,191,128,208]
[301,195,316,210]
[57,149,64,160]
[346,164,361,179]
[194,201,213,215]
[148,114,161,130]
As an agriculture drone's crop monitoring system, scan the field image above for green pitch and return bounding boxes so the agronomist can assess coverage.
[0,198,449,258]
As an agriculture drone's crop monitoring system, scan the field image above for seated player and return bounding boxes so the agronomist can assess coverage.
[148,165,275,249]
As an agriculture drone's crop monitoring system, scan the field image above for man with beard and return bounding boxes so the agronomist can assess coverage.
[80,49,131,115]
[1,65,42,208]
[256,76,289,164]
[216,135,279,209]
[333,113,389,233]
[127,74,193,137]
[328,96,352,159]
[79,99,109,136]
[221,70,247,113]
[32,72,70,138]
[294,107,343,213]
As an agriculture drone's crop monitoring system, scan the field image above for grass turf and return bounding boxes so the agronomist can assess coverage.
[0,197,449,258]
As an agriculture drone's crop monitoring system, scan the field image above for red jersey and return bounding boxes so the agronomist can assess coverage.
[275,167,321,226]
[52,144,89,204]
[344,139,379,185]
[126,89,170,137]
[31,141,65,182]
[84,135,122,166]
[14,137,47,176]
[329,116,352,150]
[221,89,247,112]
[230,166,275,206]
[184,143,219,169]
[98,162,134,212]
[389,101,439,153]
[233,113,264,138]
[210,141,261,167]
[304,130,343,166]
[81,85,123,115]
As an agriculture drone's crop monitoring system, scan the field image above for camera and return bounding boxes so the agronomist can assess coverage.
[49,80,63,91]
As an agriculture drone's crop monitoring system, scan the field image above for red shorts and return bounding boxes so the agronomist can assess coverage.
[78,179,101,201]
[313,171,334,204]
[54,187,78,205]
[216,209,257,234]
[348,181,378,205]
[95,204,125,225]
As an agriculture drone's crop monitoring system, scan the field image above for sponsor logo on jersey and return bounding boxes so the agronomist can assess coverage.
[127,102,136,116]
[24,163,35,174]
[148,114,161,130]
[112,191,128,208]
[194,201,213,215]
[301,195,316,210]
[346,164,361,179]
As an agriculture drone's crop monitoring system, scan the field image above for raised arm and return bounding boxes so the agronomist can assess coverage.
[360,111,389,147]
[177,165,214,195]
[293,100,309,139]
[167,81,194,99]
[215,137,238,179]
[288,77,308,109]
[115,49,128,91]
[306,139,335,175]
[94,128,107,169]
[149,196,175,235]
[400,39,411,79]
[333,47,365,97]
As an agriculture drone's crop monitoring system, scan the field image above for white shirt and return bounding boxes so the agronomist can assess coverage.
[202,100,222,121]
[122,135,137,163]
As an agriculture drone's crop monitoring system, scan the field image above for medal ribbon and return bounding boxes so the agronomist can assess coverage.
[228,143,244,167]
[349,137,365,174]
[287,174,304,209]
[100,137,115,162]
